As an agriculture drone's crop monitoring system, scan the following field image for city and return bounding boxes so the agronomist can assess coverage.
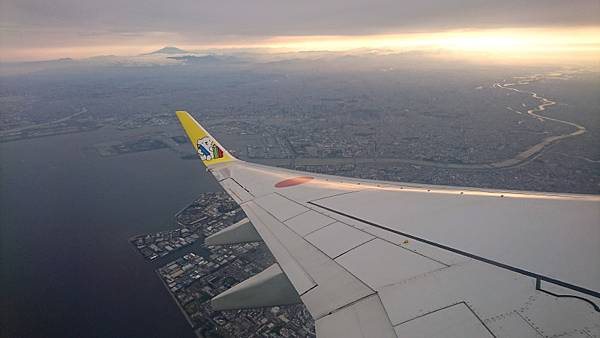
[131,193,316,337]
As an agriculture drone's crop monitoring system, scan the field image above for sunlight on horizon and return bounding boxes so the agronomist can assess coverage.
[256,27,600,64]
[3,26,600,65]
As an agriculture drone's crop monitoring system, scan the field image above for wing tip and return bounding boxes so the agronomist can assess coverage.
[175,110,237,166]
[175,110,189,118]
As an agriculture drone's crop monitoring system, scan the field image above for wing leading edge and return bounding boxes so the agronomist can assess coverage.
[176,111,600,338]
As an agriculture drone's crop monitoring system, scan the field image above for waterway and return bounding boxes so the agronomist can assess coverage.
[0,126,219,337]
[255,72,588,171]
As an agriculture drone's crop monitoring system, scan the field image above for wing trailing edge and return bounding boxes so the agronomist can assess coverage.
[211,263,301,310]
[205,218,261,246]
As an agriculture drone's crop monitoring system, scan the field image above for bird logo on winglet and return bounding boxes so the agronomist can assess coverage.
[197,136,224,161]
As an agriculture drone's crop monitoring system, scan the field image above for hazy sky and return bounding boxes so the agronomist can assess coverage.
[1,0,599,60]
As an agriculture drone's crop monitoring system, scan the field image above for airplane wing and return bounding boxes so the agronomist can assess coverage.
[176,111,600,338]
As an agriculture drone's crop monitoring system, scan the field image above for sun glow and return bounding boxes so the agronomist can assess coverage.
[3,27,600,64]
[254,27,600,64]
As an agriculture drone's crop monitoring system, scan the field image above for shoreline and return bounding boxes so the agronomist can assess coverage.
[156,268,197,328]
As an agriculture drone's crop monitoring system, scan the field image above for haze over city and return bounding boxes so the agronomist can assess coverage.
[1,1,599,338]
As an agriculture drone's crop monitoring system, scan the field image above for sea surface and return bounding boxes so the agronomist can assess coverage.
[0,126,219,337]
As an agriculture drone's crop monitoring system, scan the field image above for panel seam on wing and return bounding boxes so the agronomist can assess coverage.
[250,201,376,293]
[307,200,600,300]
[306,201,454,267]
[240,202,317,294]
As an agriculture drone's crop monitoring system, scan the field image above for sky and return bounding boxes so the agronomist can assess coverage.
[1,0,599,61]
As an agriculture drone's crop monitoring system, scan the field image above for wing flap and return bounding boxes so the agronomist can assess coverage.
[211,263,300,310]
[204,218,261,246]
[244,200,375,318]
[242,201,316,295]
[393,302,494,338]
[315,294,396,338]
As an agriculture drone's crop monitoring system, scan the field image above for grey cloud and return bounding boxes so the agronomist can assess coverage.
[1,0,599,48]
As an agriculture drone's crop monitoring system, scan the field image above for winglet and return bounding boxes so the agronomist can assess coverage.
[175,111,236,166]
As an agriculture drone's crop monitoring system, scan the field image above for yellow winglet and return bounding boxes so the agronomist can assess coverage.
[175,111,236,166]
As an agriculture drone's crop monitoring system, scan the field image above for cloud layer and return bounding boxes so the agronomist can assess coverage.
[1,0,599,57]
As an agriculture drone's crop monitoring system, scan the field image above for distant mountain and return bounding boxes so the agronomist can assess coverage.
[144,46,190,55]
[167,54,244,64]
[168,55,219,62]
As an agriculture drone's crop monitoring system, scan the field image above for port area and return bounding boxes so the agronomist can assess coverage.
[94,133,190,157]
[131,192,316,337]
[158,245,314,337]
[130,192,245,261]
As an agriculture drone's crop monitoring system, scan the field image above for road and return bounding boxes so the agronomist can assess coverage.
[0,107,88,135]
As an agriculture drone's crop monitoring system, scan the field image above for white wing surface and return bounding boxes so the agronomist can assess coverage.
[176,111,600,338]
